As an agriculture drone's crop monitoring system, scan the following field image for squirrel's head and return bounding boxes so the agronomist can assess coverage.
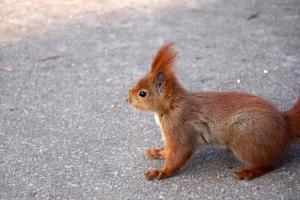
[125,42,182,111]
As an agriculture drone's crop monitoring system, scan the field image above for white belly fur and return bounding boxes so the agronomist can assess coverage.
[154,114,165,141]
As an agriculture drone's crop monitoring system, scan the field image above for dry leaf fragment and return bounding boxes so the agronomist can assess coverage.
[216,174,225,179]
[0,67,14,72]
[36,55,60,62]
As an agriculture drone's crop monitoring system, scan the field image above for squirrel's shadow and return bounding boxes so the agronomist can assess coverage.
[279,143,300,166]
[178,143,300,178]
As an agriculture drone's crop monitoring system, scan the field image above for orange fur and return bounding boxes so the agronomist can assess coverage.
[283,99,300,139]
[126,42,300,181]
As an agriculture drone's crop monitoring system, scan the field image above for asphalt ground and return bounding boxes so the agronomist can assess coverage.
[0,0,299,199]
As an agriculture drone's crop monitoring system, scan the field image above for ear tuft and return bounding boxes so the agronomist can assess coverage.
[151,42,176,74]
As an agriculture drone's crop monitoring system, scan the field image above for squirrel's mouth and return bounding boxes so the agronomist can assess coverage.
[124,95,131,104]
[124,96,136,109]
[124,97,141,110]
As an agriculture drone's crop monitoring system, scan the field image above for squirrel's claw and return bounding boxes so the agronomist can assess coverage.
[145,148,165,159]
[145,169,166,180]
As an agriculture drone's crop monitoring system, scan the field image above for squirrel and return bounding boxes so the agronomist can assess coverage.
[125,42,300,181]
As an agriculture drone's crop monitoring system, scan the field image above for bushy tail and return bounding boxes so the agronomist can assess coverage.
[284,98,300,139]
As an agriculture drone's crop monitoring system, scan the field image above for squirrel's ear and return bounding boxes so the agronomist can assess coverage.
[151,42,176,96]
[154,71,166,96]
[151,42,176,74]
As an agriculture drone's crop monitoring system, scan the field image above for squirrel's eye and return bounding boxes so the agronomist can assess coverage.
[139,90,147,98]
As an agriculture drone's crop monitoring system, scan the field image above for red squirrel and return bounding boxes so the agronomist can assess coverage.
[125,42,300,181]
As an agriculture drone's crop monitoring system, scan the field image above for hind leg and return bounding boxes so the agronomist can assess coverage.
[229,133,282,180]
[227,112,290,180]
[234,165,273,180]
[230,143,279,180]
[230,144,280,180]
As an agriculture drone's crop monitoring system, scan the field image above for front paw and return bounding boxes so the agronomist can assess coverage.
[145,169,166,180]
[145,148,164,159]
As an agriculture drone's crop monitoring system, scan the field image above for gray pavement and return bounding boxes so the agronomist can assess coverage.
[0,0,300,199]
